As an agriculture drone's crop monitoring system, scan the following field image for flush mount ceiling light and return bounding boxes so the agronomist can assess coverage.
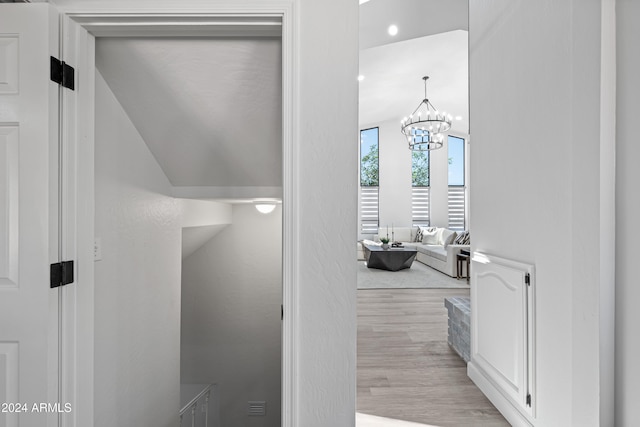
[255,203,276,214]
[401,76,453,151]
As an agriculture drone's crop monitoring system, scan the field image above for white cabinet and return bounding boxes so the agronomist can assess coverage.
[468,253,536,424]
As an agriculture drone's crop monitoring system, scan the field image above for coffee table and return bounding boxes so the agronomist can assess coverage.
[362,243,417,271]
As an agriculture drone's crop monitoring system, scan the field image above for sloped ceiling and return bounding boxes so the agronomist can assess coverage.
[359,30,468,133]
[359,0,469,134]
[182,224,228,259]
[96,37,282,188]
[359,0,468,50]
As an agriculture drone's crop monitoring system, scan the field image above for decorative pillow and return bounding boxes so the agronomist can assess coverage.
[454,231,469,245]
[422,227,439,244]
[440,229,457,248]
[414,227,423,242]
[415,226,434,242]
[461,232,471,245]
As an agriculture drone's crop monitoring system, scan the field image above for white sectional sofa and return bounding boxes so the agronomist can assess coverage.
[358,226,470,278]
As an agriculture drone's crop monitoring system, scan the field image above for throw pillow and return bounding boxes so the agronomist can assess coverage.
[422,225,433,235]
[414,227,423,242]
[415,226,434,242]
[441,229,457,248]
[461,232,471,245]
[454,231,468,245]
[422,227,439,244]
[435,228,444,244]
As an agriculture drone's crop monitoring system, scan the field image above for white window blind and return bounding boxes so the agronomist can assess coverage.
[448,186,465,230]
[360,186,379,235]
[411,187,430,227]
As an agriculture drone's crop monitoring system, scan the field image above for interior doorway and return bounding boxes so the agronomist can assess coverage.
[89,27,284,427]
[355,1,505,425]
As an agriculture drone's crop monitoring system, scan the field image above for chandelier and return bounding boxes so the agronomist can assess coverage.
[401,76,452,151]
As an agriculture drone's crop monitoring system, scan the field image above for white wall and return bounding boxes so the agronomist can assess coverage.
[181,204,282,427]
[599,0,616,423]
[94,71,182,427]
[359,118,468,236]
[297,0,358,425]
[179,199,232,259]
[370,119,412,228]
[428,135,451,228]
[616,0,640,424]
[470,1,612,425]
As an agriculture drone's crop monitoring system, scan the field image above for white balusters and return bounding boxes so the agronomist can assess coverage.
[180,384,218,427]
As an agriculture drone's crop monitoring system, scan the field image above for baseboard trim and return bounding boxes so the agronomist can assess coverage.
[468,361,534,427]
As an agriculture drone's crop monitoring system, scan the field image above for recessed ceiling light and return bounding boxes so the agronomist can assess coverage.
[388,25,398,36]
[357,75,365,82]
[359,0,371,4]
[455,116,463,121]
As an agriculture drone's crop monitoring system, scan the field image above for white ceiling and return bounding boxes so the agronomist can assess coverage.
[359,0,469,134]
[359,30,468,133]
[359,0,468,50]
[96,37,282,188]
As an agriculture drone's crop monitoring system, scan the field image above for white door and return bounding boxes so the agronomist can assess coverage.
[0,4,61,427]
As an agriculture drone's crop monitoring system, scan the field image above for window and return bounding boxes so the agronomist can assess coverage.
[360,128,379,235]
[411,148,430,227]
[448,135,465,230]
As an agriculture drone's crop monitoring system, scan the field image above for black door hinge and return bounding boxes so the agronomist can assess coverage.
[281,304,284,320]
[526,393,532,407]
[50,260,74,288]
[50,56,75,90]
[525,273,530,286]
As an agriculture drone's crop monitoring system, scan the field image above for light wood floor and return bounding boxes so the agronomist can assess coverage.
[357,288,510,427]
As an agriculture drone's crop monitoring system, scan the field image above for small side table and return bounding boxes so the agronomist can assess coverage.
[456,253,470,283]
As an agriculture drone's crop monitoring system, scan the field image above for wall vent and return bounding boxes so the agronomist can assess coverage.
[247,401,266,416]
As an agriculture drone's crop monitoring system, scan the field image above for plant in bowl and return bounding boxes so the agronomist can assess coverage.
[380,237,390,249]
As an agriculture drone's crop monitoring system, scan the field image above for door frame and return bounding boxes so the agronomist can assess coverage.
[60,4,298,426]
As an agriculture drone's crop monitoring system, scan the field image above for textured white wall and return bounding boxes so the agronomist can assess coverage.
[616,0,640,424]
[599,0,616,423]
[470,1,610,425]
[94,71,182,427]
[297,0,358,425]
[181,204,282,427]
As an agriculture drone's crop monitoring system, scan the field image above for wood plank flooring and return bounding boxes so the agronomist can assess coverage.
[357,288,509,427]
